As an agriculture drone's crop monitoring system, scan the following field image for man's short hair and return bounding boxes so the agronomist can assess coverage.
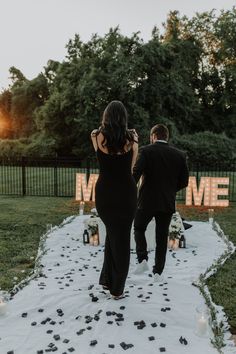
[151,124,169,141]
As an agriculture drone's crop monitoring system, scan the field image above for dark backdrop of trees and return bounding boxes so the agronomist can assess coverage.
[0,9,236,165]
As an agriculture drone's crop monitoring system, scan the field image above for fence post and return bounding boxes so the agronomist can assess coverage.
[196,162,199,185]
[54,158,58,197]
[22,156,26,196]
[230,161,234,202]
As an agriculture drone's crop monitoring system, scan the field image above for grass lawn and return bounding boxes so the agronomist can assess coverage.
[0,196,235,334]
[0,196,93,290]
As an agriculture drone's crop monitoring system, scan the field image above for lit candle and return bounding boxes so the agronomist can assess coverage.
[196,315,208,336]
[79,201,85,216]
[0,298,7,316]
[172,239,179,250]
[208,209,214,225]
[89,235,94,245]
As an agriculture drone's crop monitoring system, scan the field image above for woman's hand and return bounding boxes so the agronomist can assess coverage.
[133,129,138,139]
[130,129,138,143]
[129,128,138,139]
[91,129,99,137]
[91,129,99,151]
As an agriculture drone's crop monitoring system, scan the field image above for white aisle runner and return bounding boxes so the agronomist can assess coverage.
[0,216,234,354]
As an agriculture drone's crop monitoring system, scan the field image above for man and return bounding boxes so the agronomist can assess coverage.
[133,124,189,281]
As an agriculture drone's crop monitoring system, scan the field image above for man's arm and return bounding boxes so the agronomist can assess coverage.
[132,148,146,184]
[177,155,189,192]
[131,130,139,173]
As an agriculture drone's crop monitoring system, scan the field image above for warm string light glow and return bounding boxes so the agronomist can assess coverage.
[186,177,229,207]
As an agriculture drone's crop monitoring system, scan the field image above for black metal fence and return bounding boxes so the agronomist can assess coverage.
[0,157,97,197]
[0,157,235,201]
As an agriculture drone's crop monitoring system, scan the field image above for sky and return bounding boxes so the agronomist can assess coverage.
[0,0,235,90]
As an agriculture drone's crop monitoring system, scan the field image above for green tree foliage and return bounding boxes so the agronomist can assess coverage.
[138,11,202,135]
[0,138,28,159]
[172,131,236,167]
[181,8,236,137]
[0,9,236,162]
[35,29,149,157]
[9,66,26,86]
[10,71,49,138]
[214,9,236,138]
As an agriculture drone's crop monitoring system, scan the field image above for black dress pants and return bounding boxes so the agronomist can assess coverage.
[134,209,172,275]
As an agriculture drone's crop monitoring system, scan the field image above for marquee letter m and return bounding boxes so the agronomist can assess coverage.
[185,176,211,206]
[75,173,98,201]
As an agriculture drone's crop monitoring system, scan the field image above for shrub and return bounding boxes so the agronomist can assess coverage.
[172,131,236,168]
[25,134,57,158]
[0,139,28,160]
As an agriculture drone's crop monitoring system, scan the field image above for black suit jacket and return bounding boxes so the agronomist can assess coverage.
[133,142,189,213]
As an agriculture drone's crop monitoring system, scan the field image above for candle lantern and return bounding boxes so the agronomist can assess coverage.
[82,229,90,244]
[195,306,210,337]
[208,209,214,225]
[179,232,186,248]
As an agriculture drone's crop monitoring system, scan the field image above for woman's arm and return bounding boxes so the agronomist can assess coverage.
[90,129,99,151]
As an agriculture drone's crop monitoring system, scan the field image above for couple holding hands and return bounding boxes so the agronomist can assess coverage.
[91,100,189,299]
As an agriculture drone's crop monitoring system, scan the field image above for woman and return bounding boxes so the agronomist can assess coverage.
[91,100,138,299]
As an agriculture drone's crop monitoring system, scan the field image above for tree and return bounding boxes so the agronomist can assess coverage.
[9,66,27,86]
[35,28,149,157]
[10,72,49,138]
[135,12,202,136]
[181,8,236,138]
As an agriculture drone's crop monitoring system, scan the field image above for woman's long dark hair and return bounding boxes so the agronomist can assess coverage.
[99,100,135,154]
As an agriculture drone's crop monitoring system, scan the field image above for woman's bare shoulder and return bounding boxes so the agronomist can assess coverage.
[91,130,106,150]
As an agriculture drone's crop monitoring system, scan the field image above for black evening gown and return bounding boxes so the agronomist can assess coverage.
[95,147,137,296]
